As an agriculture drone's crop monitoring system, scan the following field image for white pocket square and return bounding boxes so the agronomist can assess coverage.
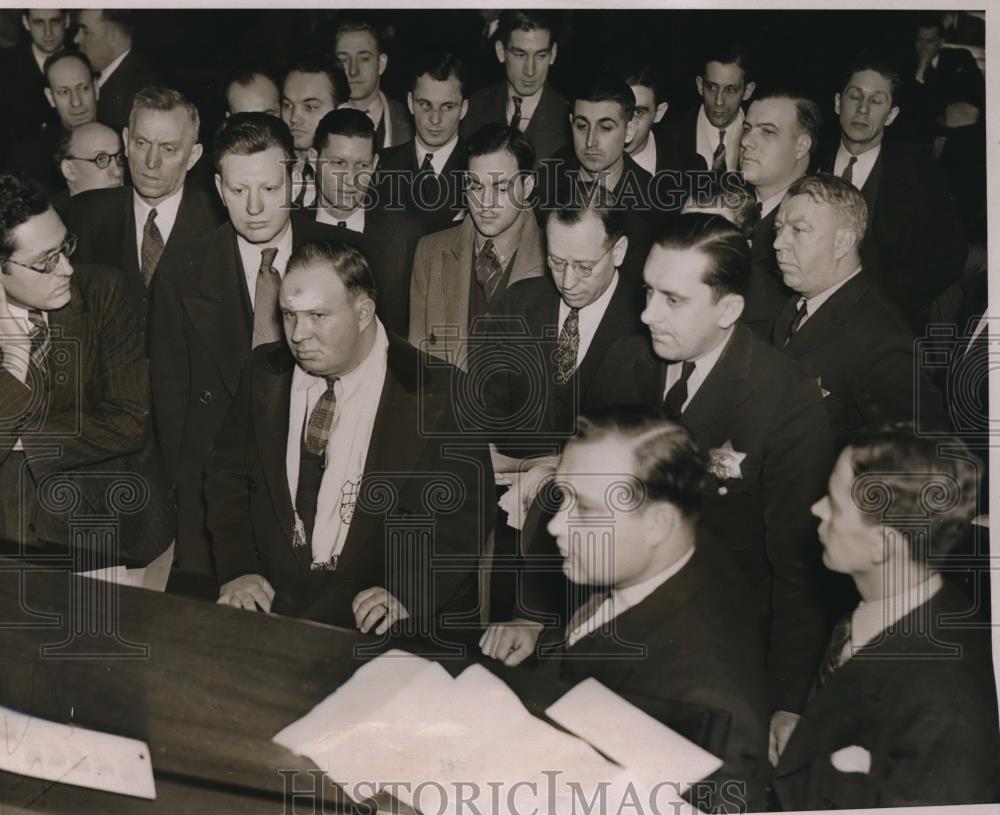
[830,744,871,774]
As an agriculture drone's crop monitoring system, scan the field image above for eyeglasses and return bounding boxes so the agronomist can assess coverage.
[65,151,126,170]
[2,233,77,275]
[547,243,614,279]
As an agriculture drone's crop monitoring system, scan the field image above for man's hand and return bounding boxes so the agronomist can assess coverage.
[352,587,409,635]
[218,574,275,612]
[480,619,544,666]
[769,710,801,766]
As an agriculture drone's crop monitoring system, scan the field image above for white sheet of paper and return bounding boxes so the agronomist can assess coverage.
[0,705,156,799]
[545,678,723,794]
[77,541,175,593]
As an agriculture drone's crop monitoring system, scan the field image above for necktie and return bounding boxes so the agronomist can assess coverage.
[251,247,281,348]
[337,221,347,229]
[510,95,524,131]
[417,151,442,207]
[420,152,434,174]
[816,614,852,688]
[140,207,164,288]
[554,307,580,385]
[662,361,696,420]
[712,129,727,172]
[782,297,808,348]
[295,162,314,207]
[475,240,504,302]
[304,376,338,457]
[841,155,858,187]
[27,308,50,381]
[566,590,611,643]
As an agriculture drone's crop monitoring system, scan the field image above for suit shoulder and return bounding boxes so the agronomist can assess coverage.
[746,329,821,390]
[378,141,411,168]
[67,186,127,220]
[415,222,464,253]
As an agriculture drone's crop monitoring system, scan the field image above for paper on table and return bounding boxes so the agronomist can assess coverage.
[0,705,156,799]
[546,678,723,794]
[78,541,175,592]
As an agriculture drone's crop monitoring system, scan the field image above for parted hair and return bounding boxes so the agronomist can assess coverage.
[571,71,637,122]
[0,174,50,256]
[213,112,295,172]
[284,52,350,108]
[288,241,378,303]
[546,196,625,245]
[652,212,751,300]
[753,87,823,155]
[128,86,201,140]
[313,108,376,154]
[465,123,536,173]
[496,10,559,45]
[411,50,467,98]
[787,173,868,244]
[42,49,94,84]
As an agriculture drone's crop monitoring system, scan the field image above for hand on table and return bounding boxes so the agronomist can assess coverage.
[353,586,409,635]
[218,573,275,612]
[480,619,544,666]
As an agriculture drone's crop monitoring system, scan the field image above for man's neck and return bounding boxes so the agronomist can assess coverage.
[507,80,542,101]
[136,185,182,208]
[802,258,860,301]
[320,197,361,222]
[350,88,381,113]
[755,169,804,205]
[855,561,933,603]
[616,529,696,591]
[627,133,650,155]
[840,134,882,158]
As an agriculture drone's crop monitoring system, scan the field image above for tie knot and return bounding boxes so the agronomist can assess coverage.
[479,239,496,263]
[718,128,726,142]
[324,375,339,391]
[512,95,523,110]
[27,309,46,332]
[796,297,808,317]
[147,207,158,224]
[260,247,278,272]
[421,152,434,172]
[337,220,347,229]
[679,360,696,382]
[303,162,315,181]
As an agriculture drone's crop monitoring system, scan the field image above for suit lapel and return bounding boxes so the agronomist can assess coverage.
[121,190,141,287]
[750,206,778,264]
[47,283,91,412]
[785,274,869,357]
[508,210,545,286]
[681,325,754,441]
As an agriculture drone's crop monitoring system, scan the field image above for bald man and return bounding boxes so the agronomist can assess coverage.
[58,122,124,196]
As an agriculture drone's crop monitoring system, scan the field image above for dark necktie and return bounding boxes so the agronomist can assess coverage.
[27,308,50,381]
[417,151,442,208]
[662,361,696,420]
[566,590,611,643]
[420,152,434,174]
[510,95,524,130]
[475,240,504,302]
[712,129,727,172]
[816,614,852,688]
[337,220,347,229]
[304,376,338,457]
[782,297,808,348]
[295,162,314,207]
[140,207,164,288]
[251,247,281,348]
[554,307,580,385]
[841,155,858,187]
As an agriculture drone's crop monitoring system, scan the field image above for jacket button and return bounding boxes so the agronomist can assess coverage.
[199,390,213,404]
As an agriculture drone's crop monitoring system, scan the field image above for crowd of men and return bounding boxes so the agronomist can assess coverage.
[0,8,995,813]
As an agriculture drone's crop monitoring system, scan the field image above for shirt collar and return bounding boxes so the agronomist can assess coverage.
[236,218,293,267]
[835,140,881,187]
[803,266,863,316]
[5,302,48,330]
[612,546,695,610]
[629,134,657,176]
[757,186,789,219]
[31,44,49,74]
[414,133,459,175]
[475,207,526,267]
[98,48,131,89]
[133,184,184,240]
[851,572,943,653]
[317,205,365,233]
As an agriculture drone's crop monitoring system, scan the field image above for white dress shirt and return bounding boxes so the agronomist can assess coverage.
[414,133,459,176]
[98,48,130,89]
[696,106,744,172]
[556,273,619,371]
[757,186,789,219]
[834,142,881,192]
[662,326,733,411]
[3,305,47,451]
[799,266,863,328]
[133,186,184,269]
[630,135,658,177]
[505,83,542,130]
[316,205,365,233]
[237,220,294,310]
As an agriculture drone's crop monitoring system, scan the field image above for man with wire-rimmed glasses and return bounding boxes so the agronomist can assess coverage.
[54,123,125,215]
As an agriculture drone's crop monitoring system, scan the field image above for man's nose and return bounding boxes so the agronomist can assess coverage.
[713,88,725,107]
[246,189,264,215]
[524,56,537,77]
[145,145,161,169]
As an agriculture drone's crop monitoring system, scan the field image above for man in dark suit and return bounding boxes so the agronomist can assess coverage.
[73,10,158,136]
[0,174,170,563]
[149,113,348,576]
[739,89,820,339]
[818,53,966,332]
[312,108,423,338]
[205,241,493,631]
[223,66,281,118]
[66,86,223,320]
[334,18,412,151]
[56,122,125,200]
[772,173,949,447]
[774,428,1000,808]
[588,214,834,757]
[484,410,770,813]
[619,59,670,177]
[376,50,469,235]
[460,10,568,167]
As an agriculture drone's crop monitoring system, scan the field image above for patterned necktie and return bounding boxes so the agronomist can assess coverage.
[712,129,727,171]
[782,297,808,348]
[251,247,281,348]
[140,207,164,288]
[510,95,524,131]
[304,376,338,456]
[841,155,858,187]
[27,308,50,380]
[816,614,853,688]
[554,307,580,385]
[475,240,504,302]
[663,361,696,420]
[295,162,314,207]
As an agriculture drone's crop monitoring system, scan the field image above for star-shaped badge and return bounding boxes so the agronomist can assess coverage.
[708,440,746,481]
[816,377,831,398]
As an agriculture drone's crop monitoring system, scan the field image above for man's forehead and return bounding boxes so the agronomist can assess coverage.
[747,98,795,126]
[414,74,462,100]
[468,151,518,179]
[284,72,333,97]
[574,100,626,124]
[73,129,119,154]
[132,108,194,139]
[319,135,374,161]
[27,9,64,22]
[845,70,893,96]
[50,58,89,82]
[704,61,745,84]
[336,30,379,54]
[12,209,66,255]
[507,27,551,50]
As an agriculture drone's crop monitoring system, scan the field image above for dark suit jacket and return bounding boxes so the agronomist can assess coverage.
[534,534,770,814]
[375,138,467,235]
[460,81,569,165]
[148,214,349,574]
[589,323,834,713]
[4,120,65,192]
[774,581,1000,809]
[817,140,967,332]
[204,332,495,629]
[383,95,414,149]
[772,271,949,448]
[745,202,794,340]
[658,105,707,173]
[0,264,171,563]
[96,50,159,135]
[66,182,224,325]
[0,43,54,145]
[903,47,985,143]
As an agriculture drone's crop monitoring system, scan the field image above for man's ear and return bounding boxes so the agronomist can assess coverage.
[21,13,30,33]
[122,127,130,158]
[495,38,506,64]
[833,226,859,260]
[653,101,668,124]
[695,75,704,98]
[549,42,558,65]
[717,291,745,328]
[377,52,388,78]
[742,80,756,102]
[185,142,204,172]
[834,93,842,117]
[214,172,224,203]
[60,158,76,184]
[460,98,469,121]
[794,133,812,162]
[406,91,414,117]
[44,88,55,109]
[356,294,377,328]
[611,234,629,268]
[624,114,638,147]
[93,81,100,102]
[644,501,678,547]
[520,171,535,200]
[885,105,900,128]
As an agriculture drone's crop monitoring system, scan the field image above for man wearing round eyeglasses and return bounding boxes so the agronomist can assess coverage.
[0,173,171,561]
[57,122,125,198]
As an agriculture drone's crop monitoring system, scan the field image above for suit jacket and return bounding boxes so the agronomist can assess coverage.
[148,214,349,574]
[589,323,834,713]
[375,138,468,235]
[533,534,770,813]
[383,95,413,149]
[0,264,171,563]
[96,50,159,135]
[772,271,950,448]
[744,202,794,340]
[817,140,967,332]
[460,81,569,166]
[0,43,54,145]
[204,331,495,629]
[482,273,645,458]
[408,209,545,371]
[4,121,65,192]
[903,47,985,144]
[66,183,225,326]
[657,105,707,174]
[774,581,1000,809]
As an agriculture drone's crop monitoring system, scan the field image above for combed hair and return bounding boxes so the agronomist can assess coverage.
[754,87,823,155]
[411,50,467,98]
[572,72,636,122]
[288,241,378,303]
[681,183,760,241]
[465,122,536,173]
[224,65,279,98]
[128,86,201,140]
[847,425,978,559]
[54,127,74,164]
[313,108,375,154]
[616,59,662,106]
[546,196,625,245]
[101,10,137,36]
[914,12,945,34]
[496,10,559,45]
[42,49,94,83]
[787,173,868,243]
[284,53,350,108]
[575,406,710,520]
[335,17,385,52]
[842,50,903,102]
[213,112,295,172]
[701,42,752,79]
[652,213,751,300]
[0,174,50,255]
